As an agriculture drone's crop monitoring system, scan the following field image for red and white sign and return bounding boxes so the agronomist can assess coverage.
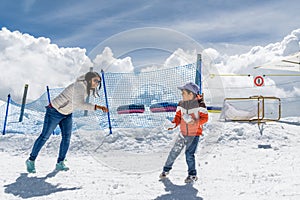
[254,76,264,87]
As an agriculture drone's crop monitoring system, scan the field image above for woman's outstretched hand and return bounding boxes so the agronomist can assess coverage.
[95,105,109,112]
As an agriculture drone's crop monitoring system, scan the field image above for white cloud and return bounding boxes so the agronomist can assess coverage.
[164,48,197,67]
[0,27,93,101]
[0,27,299,108]
[0,28,136,102]
[138,48,200,73]
[216,28,300,74]
[149,28,299,106]
[137,30,299,104]
[207,29,300,100]
[92,47,134,73]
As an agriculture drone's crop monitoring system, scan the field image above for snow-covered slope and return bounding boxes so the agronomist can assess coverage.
[1,113,299,200]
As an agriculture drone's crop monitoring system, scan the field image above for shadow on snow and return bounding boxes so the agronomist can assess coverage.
[278,120,300,126]
[154,178,203,200]
[4,171,81,199]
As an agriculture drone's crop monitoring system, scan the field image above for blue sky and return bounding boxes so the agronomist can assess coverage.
[1,0,299,55]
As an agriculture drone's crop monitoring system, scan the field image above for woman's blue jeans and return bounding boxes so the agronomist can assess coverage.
[29,106,73,163]
[163,134,200,176]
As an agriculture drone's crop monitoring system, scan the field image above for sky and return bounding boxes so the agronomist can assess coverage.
[1,0,300,53]
[0,0,299,106]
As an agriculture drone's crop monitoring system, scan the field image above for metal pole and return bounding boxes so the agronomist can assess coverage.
[195,54,202,94]
[19,84,29,122]
[3,94,11,135]
[101,69,112,134]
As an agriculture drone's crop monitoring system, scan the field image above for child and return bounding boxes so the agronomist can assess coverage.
[160,82,208,183]
[26,72,108,173]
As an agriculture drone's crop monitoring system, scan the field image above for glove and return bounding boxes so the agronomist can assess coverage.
[95,105,109,112]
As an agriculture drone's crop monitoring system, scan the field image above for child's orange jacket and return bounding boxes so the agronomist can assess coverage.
[172,95,208,136]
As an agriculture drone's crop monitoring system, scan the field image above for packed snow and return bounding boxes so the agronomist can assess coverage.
[0,103,299,199]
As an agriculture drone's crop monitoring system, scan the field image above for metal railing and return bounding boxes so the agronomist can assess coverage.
[223,95,281,125]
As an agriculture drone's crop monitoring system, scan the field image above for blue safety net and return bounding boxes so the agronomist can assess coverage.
[0,63,198,133]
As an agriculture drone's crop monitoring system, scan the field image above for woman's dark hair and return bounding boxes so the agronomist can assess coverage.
[85,72,101,97]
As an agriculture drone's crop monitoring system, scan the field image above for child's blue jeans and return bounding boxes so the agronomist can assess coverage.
[163,134,200,175]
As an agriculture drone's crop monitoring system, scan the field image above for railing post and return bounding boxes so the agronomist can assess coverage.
[101,69,112,134]
[19,84,29,122]
[3,94,11,135]
[195,54,202,94]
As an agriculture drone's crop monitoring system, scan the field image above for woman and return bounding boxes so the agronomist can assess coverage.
[26,72,108,173]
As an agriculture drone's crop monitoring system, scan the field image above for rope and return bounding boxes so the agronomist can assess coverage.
[209,73,300,77]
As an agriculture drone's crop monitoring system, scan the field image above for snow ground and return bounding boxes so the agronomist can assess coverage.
[1,114,300,200]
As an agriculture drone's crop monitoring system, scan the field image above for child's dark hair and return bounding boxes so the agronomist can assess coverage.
[183,89,198,98]
[85,72,101,97]
[183,89,204,103]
